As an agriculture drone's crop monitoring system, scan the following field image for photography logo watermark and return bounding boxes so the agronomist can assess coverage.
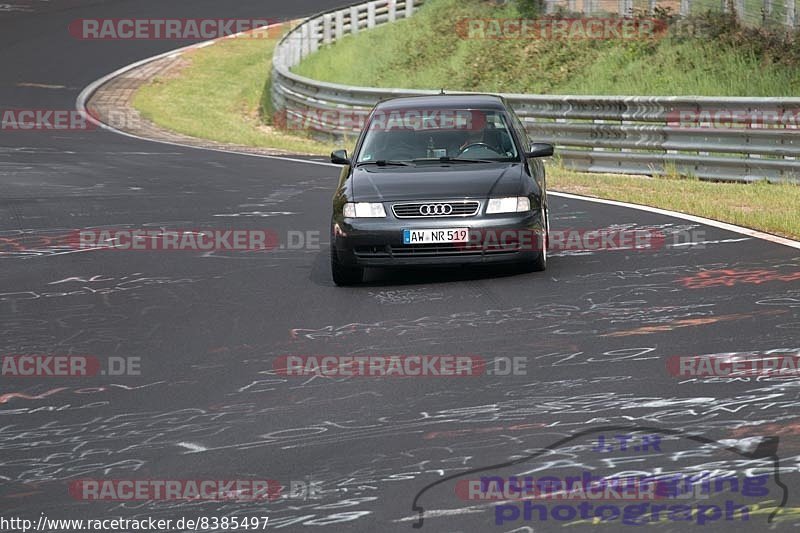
[1,355,140,377]
[410,425,787,528]
[667,351,800,378]
[68,479,282,501]
[667,108,800,129]
[68,18,280,40]
[485,472,767,526]
[456,17,666,40]
[590,432,662,452]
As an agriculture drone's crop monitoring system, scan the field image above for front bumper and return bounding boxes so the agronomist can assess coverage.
[332,211,544,267]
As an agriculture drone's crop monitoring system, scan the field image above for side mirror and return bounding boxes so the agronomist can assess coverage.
[525,143,554,158]
[330,149,350,165]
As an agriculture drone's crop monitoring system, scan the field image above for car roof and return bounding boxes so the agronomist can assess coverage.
[374,94,507,111]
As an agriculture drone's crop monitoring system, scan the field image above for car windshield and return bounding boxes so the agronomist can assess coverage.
[356,108,518,163]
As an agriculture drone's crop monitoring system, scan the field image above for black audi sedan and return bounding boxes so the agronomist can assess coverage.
[329,94,553,285]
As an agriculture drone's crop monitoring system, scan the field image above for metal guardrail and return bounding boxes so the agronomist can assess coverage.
[271,0,800,182]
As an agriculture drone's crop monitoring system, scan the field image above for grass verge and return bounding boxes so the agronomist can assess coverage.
[293,0,800,96]
[550,166,800,239]
[132,27,337,154]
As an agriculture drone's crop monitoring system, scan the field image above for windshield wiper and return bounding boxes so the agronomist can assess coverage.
[355,160,412,167]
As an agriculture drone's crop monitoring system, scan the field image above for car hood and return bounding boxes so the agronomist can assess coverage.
[350,163,524,202]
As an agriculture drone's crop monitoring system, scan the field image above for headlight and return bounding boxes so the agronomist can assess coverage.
[343,202,387,218]
[486,197,531,214]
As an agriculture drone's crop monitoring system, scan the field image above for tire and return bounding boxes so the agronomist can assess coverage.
[522,207,548,273]
[331,247,364,286]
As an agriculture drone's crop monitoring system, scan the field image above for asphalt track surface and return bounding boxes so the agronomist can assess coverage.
[1,1,800,532]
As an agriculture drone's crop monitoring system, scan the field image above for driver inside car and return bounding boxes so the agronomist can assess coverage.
[363,128,419,161]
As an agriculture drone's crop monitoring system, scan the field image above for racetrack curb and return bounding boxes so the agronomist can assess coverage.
[78,21,308,157]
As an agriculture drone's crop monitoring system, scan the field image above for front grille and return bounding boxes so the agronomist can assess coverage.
[392,201,480,218]
[354,246,391,258]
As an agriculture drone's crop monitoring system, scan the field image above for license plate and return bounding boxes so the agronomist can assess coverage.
[403,228,469,244]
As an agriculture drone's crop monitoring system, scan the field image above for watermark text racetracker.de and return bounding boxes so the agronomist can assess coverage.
[667,108,800,129]
[461,228,667,253]
[68,18,280,40]
[274,355,528,377]
[1,109,95,131]
[69,229,320,252]
[274,108,483,133]
[667,349,800,378]
[69,479,283,501]
[456,17,667,40]
[1,355,140,377]
[462,228,713,252]
[1,108,141,132]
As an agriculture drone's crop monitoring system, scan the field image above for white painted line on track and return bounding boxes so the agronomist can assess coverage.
[550,191,800,250]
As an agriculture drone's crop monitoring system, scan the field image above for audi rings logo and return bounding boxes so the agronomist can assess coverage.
[420,204,454,216]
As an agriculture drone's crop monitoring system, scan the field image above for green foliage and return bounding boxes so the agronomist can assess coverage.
[293,0,800,96]
[515,0,546,18]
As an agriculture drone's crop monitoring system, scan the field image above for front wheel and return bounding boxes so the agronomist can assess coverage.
[522,207,548,273]
[331,248,364,286]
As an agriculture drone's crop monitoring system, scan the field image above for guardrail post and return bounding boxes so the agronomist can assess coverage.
[594,119,606,151]
[309,19,320,52]
[351,5,360,34]
[367,2,377,28]
[406,0,414,17]
[620,119,630,152]
[335,10,344,40]
[389,0,397,21]
[291,31,300,65]
[300,23,310,58]
[649,0,657,14]
[680,0,690,16]
[787,0,796,29]
[323,14,332,45]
